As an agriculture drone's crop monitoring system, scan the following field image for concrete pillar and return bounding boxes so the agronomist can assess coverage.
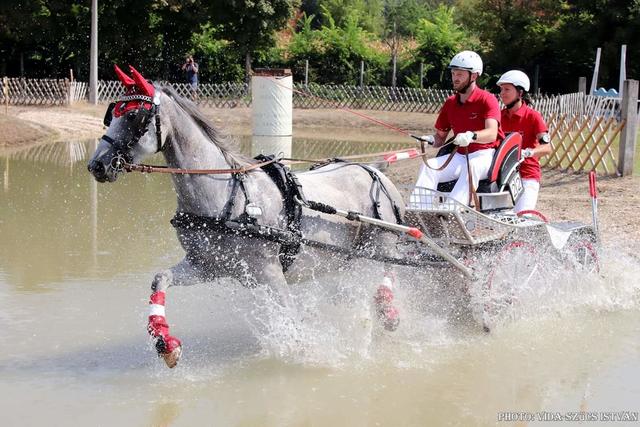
[251,68,293,158]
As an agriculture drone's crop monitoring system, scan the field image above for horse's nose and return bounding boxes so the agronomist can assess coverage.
[88,160,105,179]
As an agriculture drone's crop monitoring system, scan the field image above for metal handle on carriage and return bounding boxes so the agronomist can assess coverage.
[296,198,474,278]
[589,171,599,238]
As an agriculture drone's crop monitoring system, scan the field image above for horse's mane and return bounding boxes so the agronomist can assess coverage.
[158,85,251,167]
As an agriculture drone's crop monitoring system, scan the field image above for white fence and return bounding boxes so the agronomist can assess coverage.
[0,77,624,122]
[0,78,87,105]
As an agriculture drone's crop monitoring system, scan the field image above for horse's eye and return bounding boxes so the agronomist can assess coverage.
[126,111,137,121]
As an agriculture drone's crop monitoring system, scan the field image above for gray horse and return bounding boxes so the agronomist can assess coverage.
[88,66,406,368]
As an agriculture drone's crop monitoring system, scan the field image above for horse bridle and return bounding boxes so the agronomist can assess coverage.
[101,94,163,167]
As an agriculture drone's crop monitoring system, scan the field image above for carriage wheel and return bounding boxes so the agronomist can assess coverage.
[566,239,600,274]
[478,240,541,332]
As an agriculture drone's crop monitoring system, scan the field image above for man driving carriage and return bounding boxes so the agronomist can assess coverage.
[414,51,504,206]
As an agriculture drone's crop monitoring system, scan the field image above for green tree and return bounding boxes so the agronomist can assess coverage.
[315,0,385,34]
[190,23,244,82]
[547,0,640,93]
[458,0,565,91]
[287,10,389,85]
[206,0,300,81]
[409,4,474,88]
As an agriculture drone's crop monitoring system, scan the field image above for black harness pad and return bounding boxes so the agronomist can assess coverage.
[254,154,305,271]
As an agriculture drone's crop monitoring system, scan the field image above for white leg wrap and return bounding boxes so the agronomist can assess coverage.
[149,304,166,317]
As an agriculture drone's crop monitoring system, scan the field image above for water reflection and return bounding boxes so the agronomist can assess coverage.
[0,137,410,290]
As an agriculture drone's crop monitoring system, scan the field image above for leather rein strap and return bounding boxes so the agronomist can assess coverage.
[124,158,277,175]
[418,137,480,211]
[419,137,457,172]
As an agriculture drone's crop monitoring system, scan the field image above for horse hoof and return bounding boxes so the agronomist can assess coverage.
[162,346,182,368]
[380,306,400,332]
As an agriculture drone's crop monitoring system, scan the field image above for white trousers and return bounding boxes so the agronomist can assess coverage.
[414,149,495,205]
[514,178,540,213]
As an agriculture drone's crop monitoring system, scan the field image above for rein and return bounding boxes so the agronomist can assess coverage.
[123,147,427,175]
[124,157,277,175]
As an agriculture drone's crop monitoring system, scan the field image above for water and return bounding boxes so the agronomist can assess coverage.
[1,139,639,426]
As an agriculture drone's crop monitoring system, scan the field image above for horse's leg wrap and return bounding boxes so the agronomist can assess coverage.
[374,271,400,331]
[147,290,182,355]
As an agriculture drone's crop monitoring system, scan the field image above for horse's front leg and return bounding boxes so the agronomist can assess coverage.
[147,258,200,368]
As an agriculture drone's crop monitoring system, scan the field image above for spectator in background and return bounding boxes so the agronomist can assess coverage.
[182,55,199,100]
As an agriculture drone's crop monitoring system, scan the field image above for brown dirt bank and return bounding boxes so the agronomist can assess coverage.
[0,113,55,147]
[1,104,434,148]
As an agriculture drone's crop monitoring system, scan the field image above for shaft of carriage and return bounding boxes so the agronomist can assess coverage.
[296,198,474,278]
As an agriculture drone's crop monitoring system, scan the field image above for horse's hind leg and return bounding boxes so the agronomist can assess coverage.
[374,264,400,331]
[147,258,201,368]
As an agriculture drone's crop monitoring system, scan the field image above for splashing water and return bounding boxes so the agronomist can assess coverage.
[235,241,640,369]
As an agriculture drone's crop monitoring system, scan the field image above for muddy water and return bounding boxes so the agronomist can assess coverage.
[1,139,639,427]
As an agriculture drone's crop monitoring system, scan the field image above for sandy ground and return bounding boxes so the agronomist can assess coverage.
[2,102,639,245]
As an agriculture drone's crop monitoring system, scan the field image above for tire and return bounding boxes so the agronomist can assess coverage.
[473,240,542,332]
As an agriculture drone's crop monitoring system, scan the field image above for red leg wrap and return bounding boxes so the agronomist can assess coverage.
[147,291,181,354]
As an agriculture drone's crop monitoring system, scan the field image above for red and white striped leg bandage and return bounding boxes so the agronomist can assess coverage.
[147,291,181,354]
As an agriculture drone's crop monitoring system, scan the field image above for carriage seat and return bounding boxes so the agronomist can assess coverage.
[435,132,523,210]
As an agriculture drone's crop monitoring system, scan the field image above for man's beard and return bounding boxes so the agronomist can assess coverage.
[453,75,472,94]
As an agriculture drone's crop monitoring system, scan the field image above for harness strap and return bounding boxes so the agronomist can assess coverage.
[357,164,404,224]
[221,174,242,221]
[124,158,277,175]
[170,212,298,245]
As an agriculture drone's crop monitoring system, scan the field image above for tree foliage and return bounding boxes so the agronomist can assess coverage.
[406,4,475,87]
[0,0,637,93]
[287,10,389,84]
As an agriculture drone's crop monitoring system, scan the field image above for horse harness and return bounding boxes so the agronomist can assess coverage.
[102,94,164,156]
[101,92,404,271]
[170,157,404,272]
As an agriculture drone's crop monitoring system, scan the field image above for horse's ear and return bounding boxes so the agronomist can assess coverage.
[129,65,155,97]
[114,64,135,88]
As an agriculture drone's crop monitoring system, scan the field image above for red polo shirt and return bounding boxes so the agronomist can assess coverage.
[501,103,548,181]
[434,87,504,154]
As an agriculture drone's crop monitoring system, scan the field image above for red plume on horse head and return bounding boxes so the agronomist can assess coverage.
[113,64,155,97]
[113,64,135,89]
[129,65,155,97]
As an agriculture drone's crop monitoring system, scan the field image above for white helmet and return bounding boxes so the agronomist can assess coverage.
[448,51,483,76]
[497,70,530,92]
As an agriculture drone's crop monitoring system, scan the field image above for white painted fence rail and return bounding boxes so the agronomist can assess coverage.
[0,77,624,122]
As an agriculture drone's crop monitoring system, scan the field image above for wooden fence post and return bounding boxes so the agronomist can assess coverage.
[65,78,72,106]
[3,77,8,114]
[618,79,638,176]
[579,77,587,95]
